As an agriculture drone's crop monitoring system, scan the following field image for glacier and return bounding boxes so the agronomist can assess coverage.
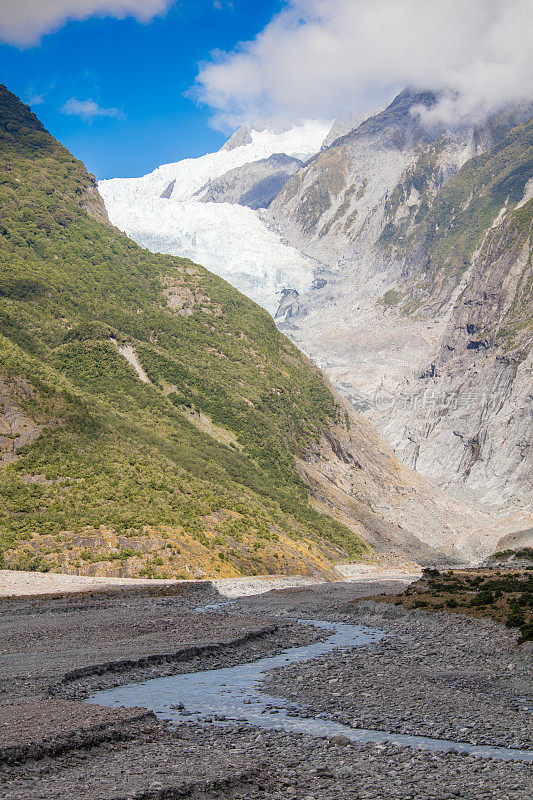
[99,120,332,314]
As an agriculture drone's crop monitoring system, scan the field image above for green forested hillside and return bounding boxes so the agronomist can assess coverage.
[0,85,367,578]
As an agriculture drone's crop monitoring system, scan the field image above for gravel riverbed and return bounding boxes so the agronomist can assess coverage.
[0,577,531,799]
[262,601,533,751]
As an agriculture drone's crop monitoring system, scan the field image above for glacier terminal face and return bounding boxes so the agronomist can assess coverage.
[99,119,332,314]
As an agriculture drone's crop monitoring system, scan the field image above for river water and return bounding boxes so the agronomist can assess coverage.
[88,617,532,763]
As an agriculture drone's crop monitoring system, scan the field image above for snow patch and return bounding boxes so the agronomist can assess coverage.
[490,204,508,229]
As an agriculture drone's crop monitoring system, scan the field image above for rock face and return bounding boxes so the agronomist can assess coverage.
[81,182,111,226]
[0,378,45,465]
[269,90,465,258]
[293,384,516,564]
[220,123,254,151]
[267,90,533,518]
[197,153,303,210]
[321,110,370,149]
[378,208,533,514]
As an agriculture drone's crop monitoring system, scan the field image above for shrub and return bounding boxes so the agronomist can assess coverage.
[505,609,526,628]
[470,590,494,607]
[518,622,533,644]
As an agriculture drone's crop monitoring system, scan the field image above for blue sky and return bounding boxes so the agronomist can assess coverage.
[1,2,529,179]
[0,1,283,179]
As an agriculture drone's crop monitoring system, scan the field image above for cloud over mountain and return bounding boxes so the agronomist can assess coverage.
[0,0,174,46]
[195,0,533,128]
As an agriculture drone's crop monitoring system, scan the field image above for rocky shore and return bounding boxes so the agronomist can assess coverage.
[2,719,531,800]
[0,577,531,799]
[263,601,532,751]
[0,583,323,702]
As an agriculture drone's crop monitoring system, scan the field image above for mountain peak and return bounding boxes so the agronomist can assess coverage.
[221,115,316,152]
[220,123,253,151]
[220,118,332,158]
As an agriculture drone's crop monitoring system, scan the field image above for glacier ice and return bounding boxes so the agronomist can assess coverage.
[99,120,332,314]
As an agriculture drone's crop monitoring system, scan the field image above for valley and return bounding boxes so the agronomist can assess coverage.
[1,83,519,580]
[0,80,531,800]
[102,91,533,525]
[0,576,531,799]
[1,2,532,798]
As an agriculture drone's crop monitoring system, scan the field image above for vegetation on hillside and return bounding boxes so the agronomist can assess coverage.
[379,118,533,310]
[0,85,368,578]
[375,568,533,644]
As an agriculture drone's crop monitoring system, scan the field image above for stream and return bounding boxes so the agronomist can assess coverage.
[88,617,533,763]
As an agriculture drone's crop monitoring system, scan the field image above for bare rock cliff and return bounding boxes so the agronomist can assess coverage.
[297,382,515,564]
[377,205,533,516]
[267,92,533,518]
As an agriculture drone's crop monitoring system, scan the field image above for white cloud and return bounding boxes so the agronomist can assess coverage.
[0,0,175,46]
[195,0,533,128]
[61,97,123,122]
[24,92,45,106]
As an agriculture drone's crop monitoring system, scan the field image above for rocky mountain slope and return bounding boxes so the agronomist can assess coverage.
[97,88,531,523]
[267,91,533,518]
[0,85,517,575]
[378,188,532,513]
[198,153,303,210]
